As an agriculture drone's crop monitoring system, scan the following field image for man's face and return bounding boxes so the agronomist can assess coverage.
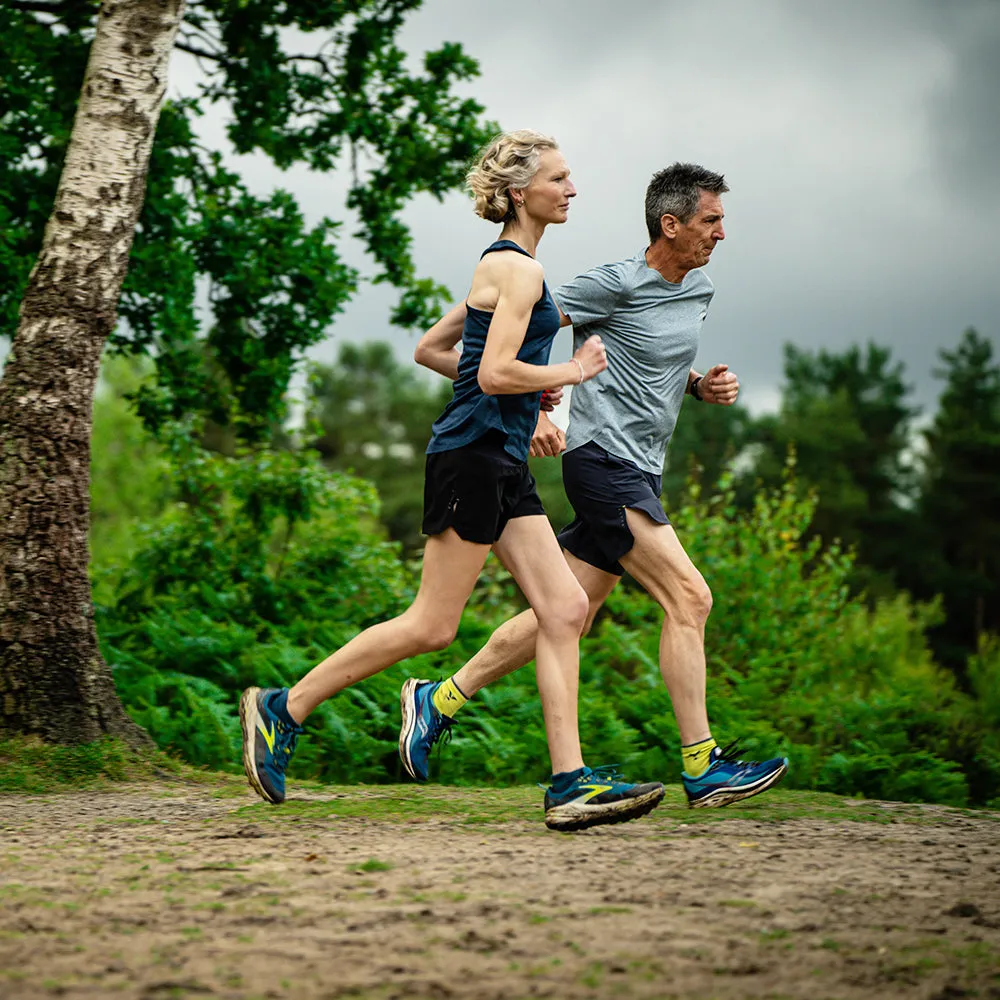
[669,190,726,269]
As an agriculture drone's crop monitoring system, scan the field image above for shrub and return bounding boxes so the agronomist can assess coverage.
[95,436,1000,805]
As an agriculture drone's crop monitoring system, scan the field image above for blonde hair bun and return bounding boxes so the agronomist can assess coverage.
[466,129,559,223]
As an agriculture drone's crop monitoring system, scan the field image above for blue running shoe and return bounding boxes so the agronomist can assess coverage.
[399,678,453,781]
[544,765,665,832]
[239,687,303,804]
[682,741,788,809]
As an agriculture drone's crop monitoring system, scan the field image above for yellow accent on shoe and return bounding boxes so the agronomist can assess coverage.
[256,716,276,753]
[432,677,468,718]
[682,737,717,779]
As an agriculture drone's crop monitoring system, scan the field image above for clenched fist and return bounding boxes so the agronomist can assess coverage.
[700,363,739,406]
[573,335,608,382]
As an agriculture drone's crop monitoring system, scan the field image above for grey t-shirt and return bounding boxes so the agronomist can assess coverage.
[555,250,714,474]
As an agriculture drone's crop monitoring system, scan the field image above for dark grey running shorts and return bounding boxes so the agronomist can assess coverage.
[556,440,670,575]
[423,431,546,545]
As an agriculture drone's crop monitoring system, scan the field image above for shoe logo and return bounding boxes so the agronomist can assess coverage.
[257,717,276,753]
[572,784,613,804]
[417,717,429,738]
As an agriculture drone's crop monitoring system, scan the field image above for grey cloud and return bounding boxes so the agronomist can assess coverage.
[926,0,1000,196]
[162,1,1000,417]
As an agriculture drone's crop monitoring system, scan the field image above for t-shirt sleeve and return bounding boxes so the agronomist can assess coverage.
[554,261,626,327]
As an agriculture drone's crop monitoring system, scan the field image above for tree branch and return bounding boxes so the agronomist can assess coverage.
[288,53,334,75]
[175,40,224,63]
[8,0,72,12]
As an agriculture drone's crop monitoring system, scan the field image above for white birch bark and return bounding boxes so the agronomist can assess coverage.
[0,0,186,744]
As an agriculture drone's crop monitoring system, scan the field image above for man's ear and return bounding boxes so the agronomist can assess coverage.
[660,213,679,239]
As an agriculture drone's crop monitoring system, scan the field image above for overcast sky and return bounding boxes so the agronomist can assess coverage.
[180,0,999,415]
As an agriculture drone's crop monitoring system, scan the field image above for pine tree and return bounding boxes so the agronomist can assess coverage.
[749,342,918,594]
[917,329,1000,671]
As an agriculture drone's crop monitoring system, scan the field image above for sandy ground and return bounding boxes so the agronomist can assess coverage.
[1,782,998,1000]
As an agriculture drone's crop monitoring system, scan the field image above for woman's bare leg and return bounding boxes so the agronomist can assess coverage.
[287,529,491,722]
[452,551,619,695]
[491,516,589,775]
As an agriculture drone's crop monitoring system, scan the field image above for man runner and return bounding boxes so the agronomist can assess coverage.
[401,162,788,808]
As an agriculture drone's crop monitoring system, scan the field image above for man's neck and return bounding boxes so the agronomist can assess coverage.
[645,240,689,284]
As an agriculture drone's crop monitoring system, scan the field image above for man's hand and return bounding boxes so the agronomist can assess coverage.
[530,411,566,457]
[540,386,564,411]
[700,363,740,406]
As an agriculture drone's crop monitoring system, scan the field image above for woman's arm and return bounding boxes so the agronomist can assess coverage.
[478,256,606,395]
[414,302,467,380]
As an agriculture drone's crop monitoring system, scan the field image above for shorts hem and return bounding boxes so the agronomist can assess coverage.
[422,516,496,545]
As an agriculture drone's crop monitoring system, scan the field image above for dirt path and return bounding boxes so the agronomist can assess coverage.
[1,782,998,1000]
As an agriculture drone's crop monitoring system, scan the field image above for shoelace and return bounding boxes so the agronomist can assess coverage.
[538,763,627,791]
[427,711,454,749]
[588,763,626,784]
[272,720,301,774]
[714,740,760,767]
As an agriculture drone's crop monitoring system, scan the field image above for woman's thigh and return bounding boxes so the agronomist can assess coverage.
[492,515,587,619]
[407,527,492,635]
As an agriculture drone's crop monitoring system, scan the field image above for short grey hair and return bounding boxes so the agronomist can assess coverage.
[645,163,729,242]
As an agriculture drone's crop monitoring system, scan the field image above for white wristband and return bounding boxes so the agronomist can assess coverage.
[570,358,585,384]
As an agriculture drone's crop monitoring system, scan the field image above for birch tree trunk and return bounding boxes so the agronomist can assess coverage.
[0,0,185,745]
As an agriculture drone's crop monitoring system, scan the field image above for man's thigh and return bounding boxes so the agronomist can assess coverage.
[619,508,708,608]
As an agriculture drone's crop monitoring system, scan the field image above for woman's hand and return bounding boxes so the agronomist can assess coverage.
[572,335,608,383]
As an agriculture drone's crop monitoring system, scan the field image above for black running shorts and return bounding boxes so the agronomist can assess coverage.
[423,431,546,544]
[557,440,670,575]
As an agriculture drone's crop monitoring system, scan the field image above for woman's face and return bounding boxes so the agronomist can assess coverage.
[520,149,576,224]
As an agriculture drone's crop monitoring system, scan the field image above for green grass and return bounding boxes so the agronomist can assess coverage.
[2,740,998,833]
[0,736,187,793]
[224,782,999,830]
[353,858,393,873]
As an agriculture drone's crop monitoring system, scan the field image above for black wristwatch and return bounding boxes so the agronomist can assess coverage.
[690,375,704,401]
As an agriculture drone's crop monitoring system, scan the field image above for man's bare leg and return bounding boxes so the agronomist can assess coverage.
[619,509,712,746]
[437,515,710,747]
[617,509,788,808]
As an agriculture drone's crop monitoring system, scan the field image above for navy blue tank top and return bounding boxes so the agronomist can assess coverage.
[426,240,561,462]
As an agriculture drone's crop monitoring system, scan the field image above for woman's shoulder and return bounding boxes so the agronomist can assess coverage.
[476,244,545,286]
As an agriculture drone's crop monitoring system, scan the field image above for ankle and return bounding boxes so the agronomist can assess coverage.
[549,766,587,791]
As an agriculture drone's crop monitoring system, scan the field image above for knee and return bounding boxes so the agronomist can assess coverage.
[581,596,605,636]
[537,585,589,639]
[409,620,458,653]
[662,576,713,629]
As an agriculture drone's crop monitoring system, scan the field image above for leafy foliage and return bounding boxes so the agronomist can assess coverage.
[598,469,989,807]
[661,394,754,509]
[305,343,450,551]
[2,1,496,436]
[92,416,1000,805]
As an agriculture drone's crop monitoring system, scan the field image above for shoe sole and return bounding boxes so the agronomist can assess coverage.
[398,677,423,782]
[545,784,666,833]
[239,687,282,805]
[687,760,788,809]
